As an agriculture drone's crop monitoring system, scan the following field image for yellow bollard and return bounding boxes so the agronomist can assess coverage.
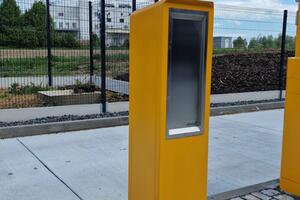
[129,1,214,200]
[280,2,300,197]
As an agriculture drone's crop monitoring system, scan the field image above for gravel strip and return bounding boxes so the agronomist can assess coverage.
[210,99,284,108]
[0,111,129,128]
[0,100,283,128]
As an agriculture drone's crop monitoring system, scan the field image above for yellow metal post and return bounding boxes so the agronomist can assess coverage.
[296,3,300,56]
[129,1,214,200]
[280,2,300,196]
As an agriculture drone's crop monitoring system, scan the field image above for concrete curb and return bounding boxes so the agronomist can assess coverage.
[0,116,128,139]
[0,101,284,139]
[208,179,279,200]
[211,101,284,116]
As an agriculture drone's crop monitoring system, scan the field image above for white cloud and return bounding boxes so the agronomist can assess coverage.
[214,0,297,12]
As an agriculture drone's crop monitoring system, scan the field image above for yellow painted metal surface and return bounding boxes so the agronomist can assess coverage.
[296,3,300,57]
[280,58,300,196]
[129,1,214,200]
[280,2,300,196]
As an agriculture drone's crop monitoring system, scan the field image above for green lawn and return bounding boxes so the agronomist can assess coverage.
[0,54,129,77]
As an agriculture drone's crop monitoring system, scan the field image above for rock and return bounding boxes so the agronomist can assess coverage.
[273,194,295,200]
[261,189,280,197]
[243,194,260,200]
[252,192,272,200]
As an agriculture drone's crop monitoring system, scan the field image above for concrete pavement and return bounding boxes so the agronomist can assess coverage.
[0,102,128,122]
[0,109,284,200]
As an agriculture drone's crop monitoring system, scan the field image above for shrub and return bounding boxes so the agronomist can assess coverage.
[9,82,50,95]
[53,32,80,48]
[92,33,100,47]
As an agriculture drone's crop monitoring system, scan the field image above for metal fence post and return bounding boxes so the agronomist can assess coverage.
[46,0,52,87]
[132,0,136,12]
[101,0,107,113]
[279,10,288,101]
[89,1,94,85]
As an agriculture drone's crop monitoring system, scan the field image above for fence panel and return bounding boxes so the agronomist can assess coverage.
[0,0,298,111]
[0,0,49,108]
[212,5,297,103]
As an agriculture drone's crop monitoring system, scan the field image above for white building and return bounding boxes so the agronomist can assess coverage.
[92,0,131,46]
[51,0,131,46]
[213,36,233,49]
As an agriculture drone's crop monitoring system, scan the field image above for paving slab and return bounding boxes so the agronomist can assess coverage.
[19,126,128,200]
[0,109,285,200]
[216,109,284,132]
[0,139,79,200]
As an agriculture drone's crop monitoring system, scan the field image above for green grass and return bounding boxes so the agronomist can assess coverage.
[0,56,88,77]
[0,54,129,77]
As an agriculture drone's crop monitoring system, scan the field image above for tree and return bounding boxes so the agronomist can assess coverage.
[275,34,295,50]
[233,36,248,49]
[0,0,21,33]
[22,1,48,47]
[248,38,262,49]
[285,35,296,50]
[0,0,80,48]
[22,1,47,30]
[259,35,275,49]
[53,32,80,48]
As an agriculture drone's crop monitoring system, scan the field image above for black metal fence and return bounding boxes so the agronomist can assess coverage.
[0,0,297,111]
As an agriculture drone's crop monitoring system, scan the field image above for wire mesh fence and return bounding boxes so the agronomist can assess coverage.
[212,5,297,101]
[0,0,298,111]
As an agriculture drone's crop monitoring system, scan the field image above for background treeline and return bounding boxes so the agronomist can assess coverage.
[233,35,296,50]
[0,0,80,48]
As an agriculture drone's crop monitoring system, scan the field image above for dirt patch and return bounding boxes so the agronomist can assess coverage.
[0,89,128,109]
[0,92,44,109]
[115,51,294,94]
[211,51,294,94]
[107,91,129,102]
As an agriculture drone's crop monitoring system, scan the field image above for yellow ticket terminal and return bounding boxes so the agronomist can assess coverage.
[129,0,214,200]
[280,2,300,197]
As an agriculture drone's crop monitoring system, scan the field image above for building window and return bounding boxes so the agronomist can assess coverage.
[107,18,112,22]
[65,22,69,29]
[119,18,124,23]
[72,23,77,29]
[119,4,131,8]
[59,22,63,28]
[105,3,114,8]
[58,12,64,17]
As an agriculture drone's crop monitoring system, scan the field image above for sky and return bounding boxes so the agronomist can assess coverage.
[210,0,299,40]
[213,0,297,11]
[11,0,300,41]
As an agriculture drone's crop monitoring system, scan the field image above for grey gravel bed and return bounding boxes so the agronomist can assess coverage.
[0,99,283,128]
[0,111,129,128]
[210,99,284,108]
